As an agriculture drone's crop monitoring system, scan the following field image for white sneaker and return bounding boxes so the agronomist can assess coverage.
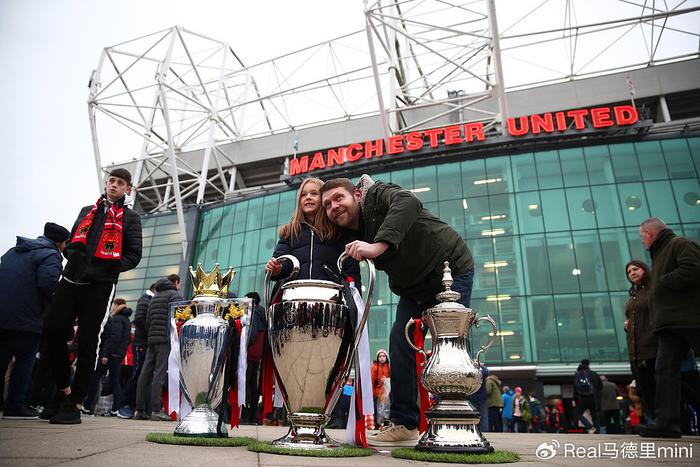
[588,427,597,434]
[367,424,419,447]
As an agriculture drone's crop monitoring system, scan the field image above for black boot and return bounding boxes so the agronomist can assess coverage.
[49,398,81,425]
[39,392,68,421]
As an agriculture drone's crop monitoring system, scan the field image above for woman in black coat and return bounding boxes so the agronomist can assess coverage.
[266,177,360,285]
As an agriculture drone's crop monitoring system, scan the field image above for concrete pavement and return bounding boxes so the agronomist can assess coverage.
[0,416,698,466]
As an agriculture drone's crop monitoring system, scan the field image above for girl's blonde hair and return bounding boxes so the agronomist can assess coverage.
[278,178,337,241]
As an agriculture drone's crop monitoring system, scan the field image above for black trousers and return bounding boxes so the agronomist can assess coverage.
[44,279,114,404]
[653,329,700,432]
[135,343,170,412]
[488,406,503,432]
[120,345,146,409]
[631,358,656,422]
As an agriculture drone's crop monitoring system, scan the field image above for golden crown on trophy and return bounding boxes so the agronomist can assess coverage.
[189,263,235,298]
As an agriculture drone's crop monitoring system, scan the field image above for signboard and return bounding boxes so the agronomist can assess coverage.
[289,105,639,176]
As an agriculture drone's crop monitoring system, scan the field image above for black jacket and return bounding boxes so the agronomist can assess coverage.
[272,222,361,286]
[63,196,142,284]
[133,291,153,347]
[649,228,700,332]
[99,306,133,358]
[0,236,63,334]
[147,278,183,345]
[360,181,473,301]
[624,285,657,361]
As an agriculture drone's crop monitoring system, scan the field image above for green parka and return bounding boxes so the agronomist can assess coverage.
[648,229,700,332]
[360,181,473,302]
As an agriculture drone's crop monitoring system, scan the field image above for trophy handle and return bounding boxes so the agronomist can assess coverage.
[474,315,497,365]
[336,252,375,348]
[263,254,300,310]
[404,319,427,364]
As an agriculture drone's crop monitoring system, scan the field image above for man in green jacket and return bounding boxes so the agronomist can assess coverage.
[638,217,700,439]
[321,175,475,446]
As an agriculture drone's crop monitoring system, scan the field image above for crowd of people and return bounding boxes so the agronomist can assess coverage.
[0,167,698,446]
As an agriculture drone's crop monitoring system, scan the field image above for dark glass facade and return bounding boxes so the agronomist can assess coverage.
[115,136,700,367]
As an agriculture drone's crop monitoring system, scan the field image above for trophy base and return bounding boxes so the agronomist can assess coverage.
[416,399,493,454]
[173,406,229,438]
[271,412,341,450]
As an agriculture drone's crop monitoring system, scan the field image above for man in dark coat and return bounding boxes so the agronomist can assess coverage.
[134,274,182,421]
[42,168,142,424]
[0,222,70,419]
[320,175,474,446]
[638,217,700,438]
[117,283,155,418]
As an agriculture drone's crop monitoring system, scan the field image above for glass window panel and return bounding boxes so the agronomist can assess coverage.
[599,229,632,291]
[146,264,179,278]
[228,233,245,269]
[626,227,650,264]
[497,297,528,362]
[148,254,181,267]
[423,201,438,218]
[671,179,700,224]
[221,204,235,234]
[559,148,588,187]
[277,190,295,226]
[438,199,466,239]
[141,226,155,239]
[373,269,391,308]
[514,191,544,234]
[258,227,278,263]
[510,153,538,192]
[235,266,258,298]
[553,294,588,362]
[582,293,620,361]
[645,181,679,224]
[636,141,668,180]
[119,267,146,280]
[662,139,697,179]
[540,189,570,231]
[520,234,552,295]
[232,201,248,234]
[151,233,182,246]
[141,237,152,249]
[528,296,561,362]
[688,137,700,175]
[149,243,181,256]
[155,214,179,225]
[192,241,207,270]
[142,217,156,228]
[469,238,495,298]
[609,292,632,359]
[367,305,389,346]
[241,230,261,266]
[617,183,650,226]
[488,194,517,236]
[461,159,488,197]
[572,230,607,293]
[567,187,597,230]
[609,142,642,182]
[591,185,624,228]
[216,237,232,269]
[535,150,563,189]
[413,165,438,203]
[261,193,280,228]
[199,211,211,241]
[682,223,700,244]
[469,298,503,363]
[390,168,413,189]
[584,145,615,185]
[116,279,144,292]
[485,157,511,194]
[208,209,224,239]
[492,235,521,295]
[153,222,182,236]
[437,162,463,200]
[547,232,578,293]
[246,197,264,231]
[203,237,221,270]
[464,196,492,239]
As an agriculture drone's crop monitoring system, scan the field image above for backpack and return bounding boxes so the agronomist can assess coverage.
[574,370,594,396]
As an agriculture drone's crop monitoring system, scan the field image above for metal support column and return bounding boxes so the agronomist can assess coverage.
[486,0,509,130]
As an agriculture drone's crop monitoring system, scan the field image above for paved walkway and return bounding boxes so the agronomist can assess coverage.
[0,417,698,466]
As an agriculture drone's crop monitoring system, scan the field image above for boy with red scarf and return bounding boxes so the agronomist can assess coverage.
[41,168,142,424]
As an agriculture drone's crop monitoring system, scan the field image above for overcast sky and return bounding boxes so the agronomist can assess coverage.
[0,0,366,250]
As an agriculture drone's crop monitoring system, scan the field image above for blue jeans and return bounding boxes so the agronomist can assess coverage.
[0,330,41,409]
[389,268,474,428]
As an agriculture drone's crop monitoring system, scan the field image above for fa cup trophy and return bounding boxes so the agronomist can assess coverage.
[173,263,235,437]
[264,253,375,450]
[405,261,497,453]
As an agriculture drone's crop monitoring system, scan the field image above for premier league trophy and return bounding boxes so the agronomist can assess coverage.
[173,263,235,437]
[405,261,497,453]
[264,253,375,450]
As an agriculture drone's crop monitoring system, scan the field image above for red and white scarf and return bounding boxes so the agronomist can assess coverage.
[71,196,124,260]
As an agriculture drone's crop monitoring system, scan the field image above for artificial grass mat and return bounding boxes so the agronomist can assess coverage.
[392,448,519,464]
[146,432,255,447]
[248,441,373,457]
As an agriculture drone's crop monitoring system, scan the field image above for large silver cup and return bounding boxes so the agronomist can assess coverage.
[405,261,497,453]
[174,264,236,437]
[264,253,375,450]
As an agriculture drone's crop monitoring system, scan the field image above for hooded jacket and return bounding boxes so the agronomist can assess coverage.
[146,278,183,345]
[501,389,514,419]
[0,236,63,334]
[648,228,700,331]
[486,375,503,408]
[62,196,142,284]
[132,290,153,347]
[360,181,473,302]
[99,305,133,358]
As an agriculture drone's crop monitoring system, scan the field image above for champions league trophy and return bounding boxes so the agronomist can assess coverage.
[405,262,497,453]
[173,263,235,437]
[264,253,375,450]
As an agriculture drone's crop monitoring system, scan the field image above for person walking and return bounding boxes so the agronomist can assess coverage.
[501,386,514,432]
[573,359,602,433]
[485,374,503,432]
[599,375,622,434]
